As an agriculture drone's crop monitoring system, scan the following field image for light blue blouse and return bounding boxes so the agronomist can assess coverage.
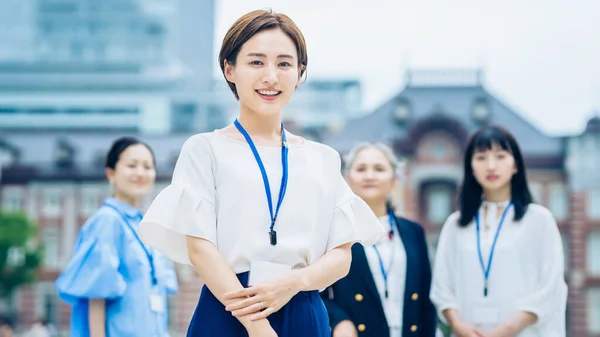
[56,197,178,337]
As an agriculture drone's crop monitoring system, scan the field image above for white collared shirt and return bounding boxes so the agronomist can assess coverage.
[365,214,407,337]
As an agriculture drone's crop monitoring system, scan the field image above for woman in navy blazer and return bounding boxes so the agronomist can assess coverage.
[322,142,436,337]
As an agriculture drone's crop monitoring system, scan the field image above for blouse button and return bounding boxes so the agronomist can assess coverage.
[357,324,366,332]
[411,293,419,300]
[411,325,418,332]
[354,293,363,302]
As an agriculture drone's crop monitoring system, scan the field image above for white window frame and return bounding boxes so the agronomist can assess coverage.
[42,227,60,269]
[587,288,600,334]
[529,181,543,205]
[548,183,568,220]
[81,191,100,215]
[587,230,600,276]
[2,188,23,212]
[42,191,61,217]
[426,187,453,225]
[588,189,600,220]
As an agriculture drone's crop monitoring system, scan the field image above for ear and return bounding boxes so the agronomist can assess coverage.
[224,59,235,83]
[296,66,304,86]
[105,167,115,184]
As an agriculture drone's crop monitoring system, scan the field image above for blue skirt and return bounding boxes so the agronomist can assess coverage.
[187,272,330,337]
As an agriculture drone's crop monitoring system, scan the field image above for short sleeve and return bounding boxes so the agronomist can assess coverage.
[325,151,385,252]
[139,134,218,265]
[56,213,127,304]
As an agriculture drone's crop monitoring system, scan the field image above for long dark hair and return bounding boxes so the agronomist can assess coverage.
[458,125,533,226]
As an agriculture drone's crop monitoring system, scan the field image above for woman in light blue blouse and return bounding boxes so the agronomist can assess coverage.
[56,137,178,337]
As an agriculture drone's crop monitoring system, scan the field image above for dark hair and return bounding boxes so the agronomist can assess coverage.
[105,137,155,170]
[458,125,533,226]
[218,9,308,100]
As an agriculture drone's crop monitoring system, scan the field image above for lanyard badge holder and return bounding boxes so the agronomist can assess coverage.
[371,209,397,299]
[234,119,288,246]
[103,203,164,313]
[475,201,512,297]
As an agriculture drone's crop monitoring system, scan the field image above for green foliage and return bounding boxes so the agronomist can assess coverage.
[0,211,43,298]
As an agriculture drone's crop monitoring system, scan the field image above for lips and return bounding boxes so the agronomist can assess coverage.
[486,175,499,181]
[256,89,282,100]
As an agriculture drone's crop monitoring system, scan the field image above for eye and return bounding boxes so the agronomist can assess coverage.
[250,60,263,66]
[279,61,292,67]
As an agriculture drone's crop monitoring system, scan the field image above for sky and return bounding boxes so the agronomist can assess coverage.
[213,0,600,136]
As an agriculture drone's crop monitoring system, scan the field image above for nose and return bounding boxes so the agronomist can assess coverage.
[134,166,146,177]
[486,157,497,170]
[262,64,279,85]
[364,169,376,179]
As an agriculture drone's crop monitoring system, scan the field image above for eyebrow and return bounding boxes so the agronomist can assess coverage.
[246,52,295,59]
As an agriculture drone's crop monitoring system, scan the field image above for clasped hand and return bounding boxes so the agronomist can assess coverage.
[223,272,303,321]
[453,321,518,337]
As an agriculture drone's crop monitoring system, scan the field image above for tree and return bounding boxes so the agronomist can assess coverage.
[0,211,43,318]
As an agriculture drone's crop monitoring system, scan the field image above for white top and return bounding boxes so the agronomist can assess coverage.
[430,203,568,337]
[138,132,385,273]
[365,215,407,337]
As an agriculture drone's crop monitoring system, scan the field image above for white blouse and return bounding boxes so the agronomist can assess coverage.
[138,132,385,274]
[365,215,407,337]
[430,203,568,337]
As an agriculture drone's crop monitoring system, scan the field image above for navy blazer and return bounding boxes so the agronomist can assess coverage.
[321,216,437,337]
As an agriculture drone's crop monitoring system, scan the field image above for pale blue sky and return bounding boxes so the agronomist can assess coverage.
[214,0,600,135]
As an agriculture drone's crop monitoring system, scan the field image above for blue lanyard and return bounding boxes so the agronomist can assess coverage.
[475,201,512,297]
[371,209,396,299]
[234,119,289,246]
[103,203,157,285]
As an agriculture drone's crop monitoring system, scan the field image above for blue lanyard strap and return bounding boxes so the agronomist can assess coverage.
[103,203,157,285]
[475,201,512,297]
[234,119,289,246]
[371,209,397,299]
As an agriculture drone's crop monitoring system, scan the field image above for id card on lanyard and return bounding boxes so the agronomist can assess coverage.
[475,201,512,297]
[371,209,397,299]
[103,203,164,313]
[234,119,289,246]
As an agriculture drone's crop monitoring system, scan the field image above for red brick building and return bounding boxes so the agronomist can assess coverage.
[1,70,599,336]
[325,69,600,337]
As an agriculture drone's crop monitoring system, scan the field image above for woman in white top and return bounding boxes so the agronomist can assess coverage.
[322,143,437,337]
[430,125,568,337]
[137,9,385,337]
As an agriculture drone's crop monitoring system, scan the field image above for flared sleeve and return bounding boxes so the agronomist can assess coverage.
[325,152,385,252]
[429,212,461,323]
[515,207,568,329]
[56,213,127,304]
[139,135,218,265]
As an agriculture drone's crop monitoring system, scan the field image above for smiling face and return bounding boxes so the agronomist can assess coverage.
[224,28,301,117]
[105,144,156,202]
[346,146,397,206]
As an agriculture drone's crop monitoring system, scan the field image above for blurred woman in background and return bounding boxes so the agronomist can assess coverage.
[323,142,437,337]
[430,125,567,337]
[56,137,178,337]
